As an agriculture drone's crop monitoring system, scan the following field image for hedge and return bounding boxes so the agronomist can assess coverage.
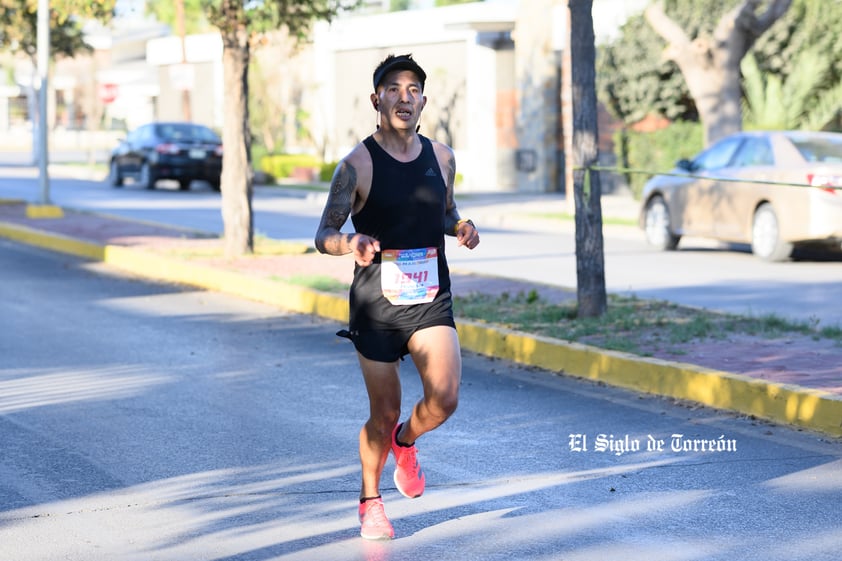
[258,153,322,181]
[616,121,703,199]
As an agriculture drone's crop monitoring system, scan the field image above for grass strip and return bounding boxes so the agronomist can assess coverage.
[453,290,841,356]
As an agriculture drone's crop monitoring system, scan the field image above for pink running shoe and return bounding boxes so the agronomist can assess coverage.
[358,497,394,540]
[391,423,425,498]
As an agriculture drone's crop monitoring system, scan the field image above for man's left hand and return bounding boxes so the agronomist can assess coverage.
[456,220,479,250]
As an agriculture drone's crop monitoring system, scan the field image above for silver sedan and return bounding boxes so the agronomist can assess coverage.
[640,130,842,261]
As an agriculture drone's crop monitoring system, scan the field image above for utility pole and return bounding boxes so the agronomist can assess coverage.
[175,0,192,121]
[37,0,50,203]
[560,2,574,214]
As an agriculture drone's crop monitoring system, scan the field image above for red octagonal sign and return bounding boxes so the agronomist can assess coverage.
[98,83,118,104]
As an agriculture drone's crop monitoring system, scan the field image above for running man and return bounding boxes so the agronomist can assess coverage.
[314,53,480,540]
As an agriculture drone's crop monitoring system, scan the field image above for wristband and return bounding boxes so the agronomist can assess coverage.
[454,218,475,235]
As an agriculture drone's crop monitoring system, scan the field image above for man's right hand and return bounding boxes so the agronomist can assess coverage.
[350,234,381,267]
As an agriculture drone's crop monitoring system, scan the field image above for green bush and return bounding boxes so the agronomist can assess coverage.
[258,153,322,180]
[251,144,269,167]
[320,161,339,182]
[617,122,703,199]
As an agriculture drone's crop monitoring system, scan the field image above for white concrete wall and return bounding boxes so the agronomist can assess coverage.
[464,39,506,191]
[146,33,224,130]
[0,0,647,188]
[314,0,517,191]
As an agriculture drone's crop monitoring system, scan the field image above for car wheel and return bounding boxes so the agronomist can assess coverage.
[139,162,157,190]
[209,179,221,192]
[108,160,124,187]
[752,203,793,261]
[644,196,680,250]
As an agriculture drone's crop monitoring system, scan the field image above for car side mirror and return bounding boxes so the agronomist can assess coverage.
[675,158,694,172]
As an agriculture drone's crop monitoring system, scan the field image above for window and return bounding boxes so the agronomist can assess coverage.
[156,123,220,143]
[136,125,154,143]
[732,137,774,167]
[788,135,842,163]
[692,136,743,171]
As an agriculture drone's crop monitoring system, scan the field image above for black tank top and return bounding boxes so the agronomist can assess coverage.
[347,134,453,331]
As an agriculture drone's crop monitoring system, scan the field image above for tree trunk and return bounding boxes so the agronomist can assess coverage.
[683,61,743,146]
[220,25,254,257]
[568,0,606,319]
[646,0,792,145]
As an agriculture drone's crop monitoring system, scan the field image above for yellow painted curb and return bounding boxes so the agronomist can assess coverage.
[456,321,842,437]
[2,218,840,437]
[102,245,349,324]
[25,205,65,219]
[0,222,104,259]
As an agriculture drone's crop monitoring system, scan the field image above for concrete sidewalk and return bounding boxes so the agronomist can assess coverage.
[1,198,840,438]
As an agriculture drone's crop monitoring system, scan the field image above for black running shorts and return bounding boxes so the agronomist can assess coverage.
[337,316,456,363]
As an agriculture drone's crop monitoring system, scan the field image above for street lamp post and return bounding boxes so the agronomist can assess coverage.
[37,0,50,204]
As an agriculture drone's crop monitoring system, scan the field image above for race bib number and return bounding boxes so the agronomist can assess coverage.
[381,247,440,305]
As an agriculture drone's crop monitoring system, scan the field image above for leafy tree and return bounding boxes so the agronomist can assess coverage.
[644,0,792,145]
[569,0,606,318]
[741,47,842,131]
[248,47,287,155]
[0,0,115,64]
[248,33,319,159]
[597,0,752,127]
[387,0,480,10]
[146,0,212,34]
[747,0,842,131]
[0,0,115,162]
[169,0,356,257]
[595,8,688,197]
[596,10,697,126]
[146,0,357,255]
[751,0,842,79]
[599,0,842,140]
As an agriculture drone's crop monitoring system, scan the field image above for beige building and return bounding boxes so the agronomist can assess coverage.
[313,1,519,191]
[312,0,646,192]
[1,0,646,191]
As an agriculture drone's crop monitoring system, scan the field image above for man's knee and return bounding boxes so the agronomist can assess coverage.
[440,395,459,419]
[428,386,459,420]
[371,405,400,429]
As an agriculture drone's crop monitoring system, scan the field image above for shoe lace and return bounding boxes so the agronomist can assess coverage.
[363,499,389,528]
[397,444,418,469]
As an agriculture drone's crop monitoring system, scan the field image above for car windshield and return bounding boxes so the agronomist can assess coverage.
[692,136,743,171]
[788,135,842,163]
[155,123,220,143]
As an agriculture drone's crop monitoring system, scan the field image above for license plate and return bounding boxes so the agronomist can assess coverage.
[188,149,206,159]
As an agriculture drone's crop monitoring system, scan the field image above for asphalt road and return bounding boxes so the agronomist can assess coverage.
[1,166,841,328]
[2,239,841,560]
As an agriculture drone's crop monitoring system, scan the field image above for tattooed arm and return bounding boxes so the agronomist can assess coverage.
[314,151,380,266]
[434,141,479,250]
[438,146,461,236]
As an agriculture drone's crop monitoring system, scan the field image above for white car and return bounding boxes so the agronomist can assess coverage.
[640,130,842,261]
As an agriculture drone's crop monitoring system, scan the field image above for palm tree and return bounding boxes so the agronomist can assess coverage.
[741,47,842,131]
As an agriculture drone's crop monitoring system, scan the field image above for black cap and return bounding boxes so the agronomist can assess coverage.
[372,54,427,91]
